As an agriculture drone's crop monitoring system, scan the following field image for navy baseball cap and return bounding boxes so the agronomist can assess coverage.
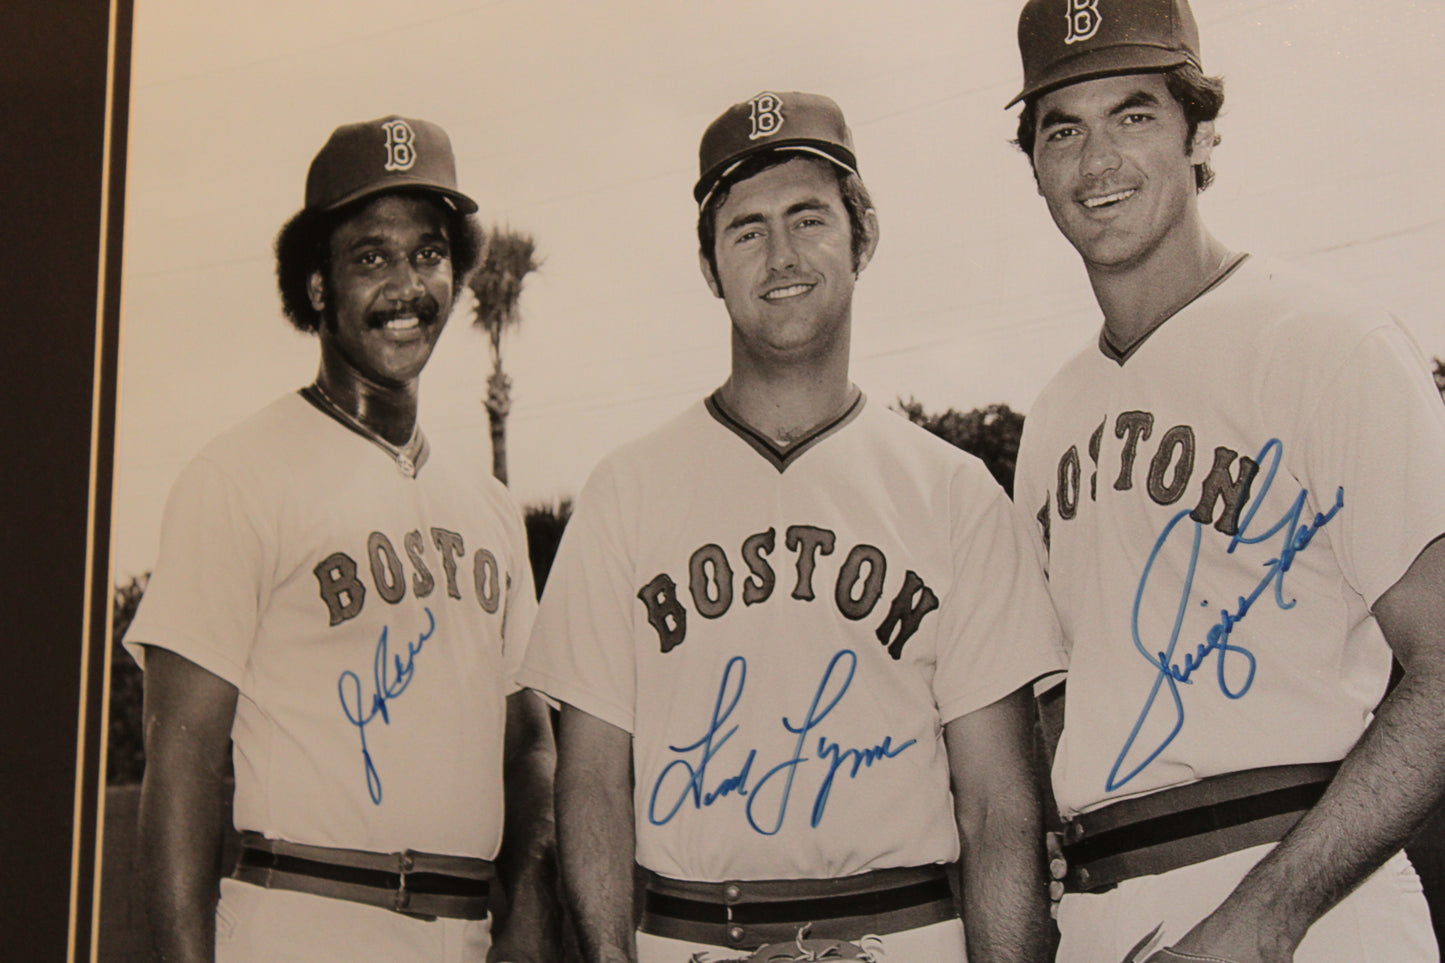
[1007,0,1202,108]
[304,115,478,214]
[695,91,859,208]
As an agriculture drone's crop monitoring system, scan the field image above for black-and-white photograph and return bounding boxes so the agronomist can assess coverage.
[63,0,1445,960]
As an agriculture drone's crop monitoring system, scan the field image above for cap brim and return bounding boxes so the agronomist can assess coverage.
[695,142,859,208]
[1006,45,1196,108]
[320,177,479,215]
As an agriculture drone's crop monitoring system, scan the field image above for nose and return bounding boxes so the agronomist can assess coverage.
[385,258,425,301]
[1080,129,1121,179]
[765,228,799,273]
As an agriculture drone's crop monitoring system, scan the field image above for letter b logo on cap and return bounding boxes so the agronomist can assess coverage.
[1065,0,1102,44]
[382,118,417,171]
[747,92,785,141]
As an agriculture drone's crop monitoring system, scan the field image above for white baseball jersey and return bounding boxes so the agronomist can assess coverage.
[125,390,536,859]
[519,392,1063,882]
[1014,256,1445,818]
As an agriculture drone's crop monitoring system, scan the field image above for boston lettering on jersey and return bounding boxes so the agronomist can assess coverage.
[636,524,939,658]
[314,526,505,625]
[1036,411,1260,552]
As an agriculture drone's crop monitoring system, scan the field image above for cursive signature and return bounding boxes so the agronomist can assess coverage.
[648,649,916,834]
[1109,440,1344,791]
[337,608,436,804]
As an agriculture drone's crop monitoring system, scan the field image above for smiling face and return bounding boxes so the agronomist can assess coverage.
[308,192,456,391]
[1032,72,1214,275]
[701,156,876,367]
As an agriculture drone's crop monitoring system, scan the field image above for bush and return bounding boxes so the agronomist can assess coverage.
[107,575,149,785]
[895,398,1025,497]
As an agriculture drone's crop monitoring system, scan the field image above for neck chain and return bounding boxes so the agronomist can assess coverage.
[306,381,425,478]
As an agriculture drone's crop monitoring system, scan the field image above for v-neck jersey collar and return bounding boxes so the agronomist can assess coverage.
[704,388,865,473]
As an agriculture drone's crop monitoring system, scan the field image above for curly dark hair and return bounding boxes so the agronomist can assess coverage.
[1014,64,1225,192]
[696,152,875,292]
[274,190,484,333]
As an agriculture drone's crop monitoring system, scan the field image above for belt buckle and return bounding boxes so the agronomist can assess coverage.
[394,850,416,912]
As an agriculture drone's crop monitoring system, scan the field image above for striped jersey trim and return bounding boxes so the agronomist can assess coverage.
[1100,252,1251,365]
[705,388,864,473]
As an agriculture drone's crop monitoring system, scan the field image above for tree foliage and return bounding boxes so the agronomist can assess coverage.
[468,227,542,485]
[524,499,573,597]
[108,574,149,785]
[468,228,540,352]
[895,398,1026,497]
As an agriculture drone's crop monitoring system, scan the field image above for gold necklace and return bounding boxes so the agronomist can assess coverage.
[307,381,425,478]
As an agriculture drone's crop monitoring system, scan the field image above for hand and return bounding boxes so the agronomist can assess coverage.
[1142,950,1243,963]
[1046,829,1067,918]
[1122,923,1245,962]
[1154,898,1293,963]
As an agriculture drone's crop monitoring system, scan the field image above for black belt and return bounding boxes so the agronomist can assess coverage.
[1062,762,1339,893]
[232,832,493,920]
[640,864,957,951]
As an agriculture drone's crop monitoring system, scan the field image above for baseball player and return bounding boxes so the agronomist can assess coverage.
[517,92,1065,963]
[1004,0,1445,959]
[125,116,557,963]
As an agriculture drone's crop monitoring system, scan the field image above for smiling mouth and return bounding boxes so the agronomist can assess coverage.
[1081,188,1137,210]
[763,283,815,301]
[370,300,438,331]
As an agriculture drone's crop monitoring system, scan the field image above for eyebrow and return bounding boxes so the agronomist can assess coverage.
[340,230,449,254]
[722,198,832,235]
[1038,88,1164,130]
[1110,90,1163,115]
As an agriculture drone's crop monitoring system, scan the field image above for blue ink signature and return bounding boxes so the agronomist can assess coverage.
[1109,440,1344,791]
[337,608,435,804]
[648,649,916,834]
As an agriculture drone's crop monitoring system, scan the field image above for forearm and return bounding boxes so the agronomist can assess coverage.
[137,647,237,963]
[1198,664,1445,955]
[137,751,227,962]
[959,795,1053,962]
[1174,540,1445,961]
[555,705,637,963]
[492,693,561,963]
[949,689,1055,962]
[494,764,562,963]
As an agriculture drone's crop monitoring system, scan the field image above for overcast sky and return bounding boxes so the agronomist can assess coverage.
[111,0,1445,579]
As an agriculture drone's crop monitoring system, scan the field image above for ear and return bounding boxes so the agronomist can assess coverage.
[307,269,327,312]
[698,248,722,299]
[1188,120,1217,166]
[853,209,880,277]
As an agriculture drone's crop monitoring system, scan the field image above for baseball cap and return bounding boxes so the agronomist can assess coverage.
[1007,0,1201,108]
[694,91,858,208]
[304,115,478,214]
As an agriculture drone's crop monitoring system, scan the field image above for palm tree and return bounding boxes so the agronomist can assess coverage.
[468,228,540,484]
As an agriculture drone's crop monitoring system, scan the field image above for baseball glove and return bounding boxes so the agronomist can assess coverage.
[689,925,886,962]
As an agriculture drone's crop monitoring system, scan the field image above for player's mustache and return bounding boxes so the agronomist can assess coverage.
[367,297,441,328]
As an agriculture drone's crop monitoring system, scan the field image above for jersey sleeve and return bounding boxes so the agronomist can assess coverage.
[516,460,639,733]
[499,490,539,694]
[1012,422,1056,582]
[932,468,1067,724]
[1012,419,1072,692]
[1298,318,1445,608]
[121,454,268,687]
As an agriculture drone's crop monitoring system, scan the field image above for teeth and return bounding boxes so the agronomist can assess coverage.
[764,284,813,300]
[1082,189,1136,209]
[384,316,420,331]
